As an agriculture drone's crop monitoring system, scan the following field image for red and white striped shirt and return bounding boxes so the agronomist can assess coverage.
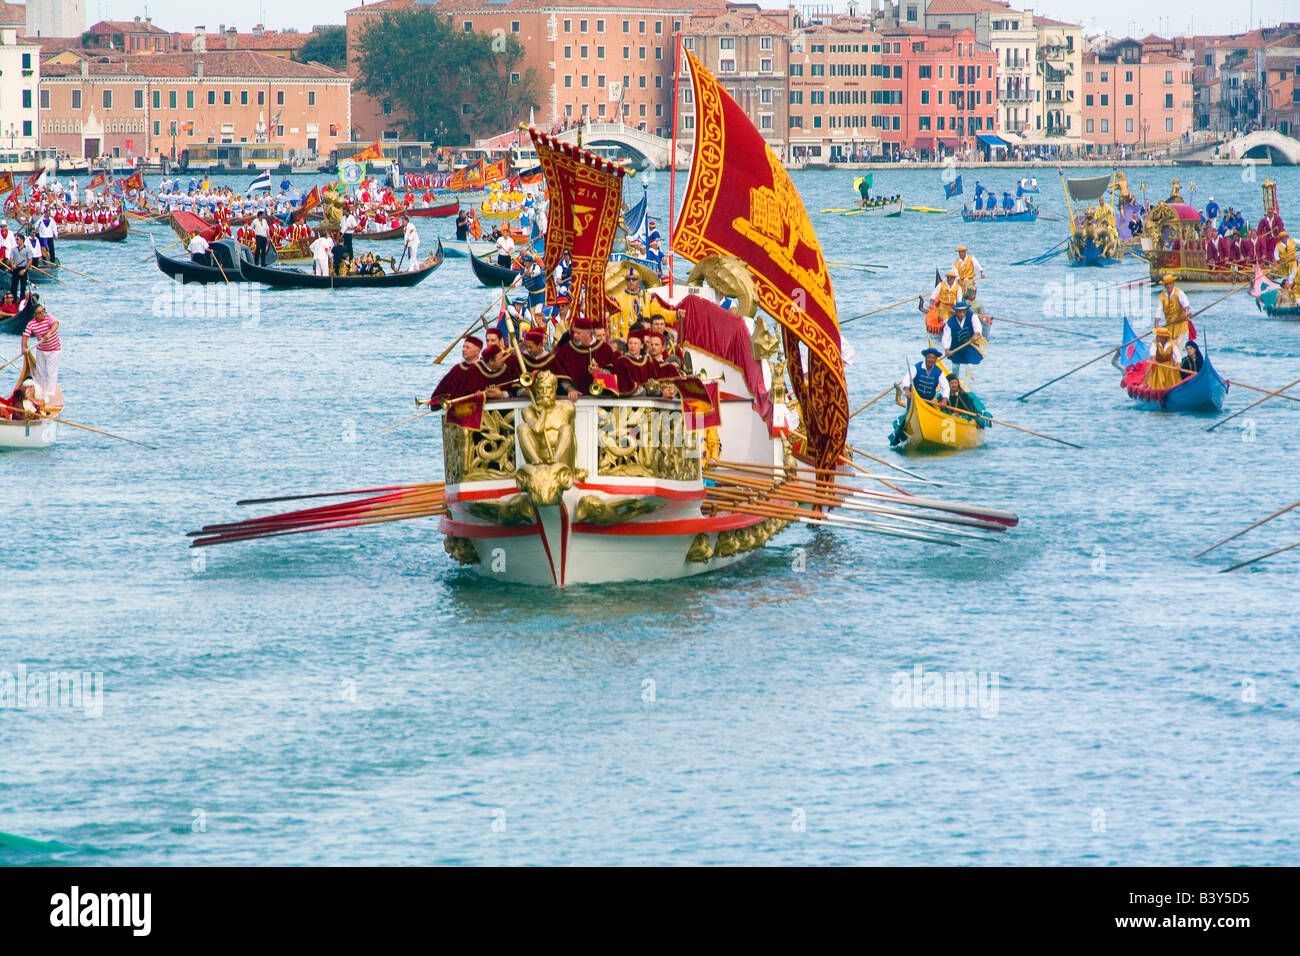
[23,313,60,352]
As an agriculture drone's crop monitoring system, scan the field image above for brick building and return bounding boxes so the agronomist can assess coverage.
[39,50,350,160]
[785,13,882,162]
[1081,40,1194,151]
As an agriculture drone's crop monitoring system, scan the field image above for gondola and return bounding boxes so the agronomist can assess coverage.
[1117,317,1227,413]
[155,237,275,284]
[470,251,520,287]
[405,200,460,218]
[0,308,24,335]
[439,238,496,259]
[0,352,59,449]
[352,222,407,242]
[238,241,443,289]
[56,215,131,242]
[26,260,60,284]
[1254,286,1300,320]
[893,395,986,453]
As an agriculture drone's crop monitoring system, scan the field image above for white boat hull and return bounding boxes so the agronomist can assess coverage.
[0,418,58,448]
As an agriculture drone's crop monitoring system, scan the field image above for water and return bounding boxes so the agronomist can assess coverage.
[3,165,1299,865]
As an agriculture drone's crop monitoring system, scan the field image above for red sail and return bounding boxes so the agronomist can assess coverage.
[527,128,628,324]
[672,51,848,471]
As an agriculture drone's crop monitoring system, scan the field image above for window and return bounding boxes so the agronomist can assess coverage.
[683,115,695,129]
[1085,94,1094,106]
[565,45,572,58]
[1086,118,1094,133]
[169,91,177,109]
[152,90,161,109]
[511,21,519,33]
[761,87,772,104]
[153,121,160,135]
[720,59,735,73]
[1101,118,1109,133]
[581,45,589,58]
[720,37,735,50]
[597,75,605,88]
[597,46,605,59]
[1100,94,1108,106]
[1085,71,1094,82]
[581,75,589,88]
[919,65,932,79]
[565,75,572,88]
[761,36,772,50]
[639,46,646,59]
[382,101,392,115]
[103,90,113,109]
[72,90,82,109]
[921,90,929,105]
[1125,118,1134,133]
[639,20,646,34]
[1166,117,1174,132]
[308,91,316,106]
[623,46,629,58]
[186,91,194,109]
[655,21,663,34]
[596,19,604,32]
[21,89,31,108]
[655,46,662,60]
[564,18,571,32]
[134,89,144,109]
[1164,93,1173,108]
[639,76,645,88]
[906,4,918,21]
[813,116,821,128]
[463,21,472,32]
[241,91,249,106]
[277,91,285,106]
[760,115,772,129]
[760,59,772,74]
[1100,71,1108,82]
[623,20,630,32]
[682,87,693,104]
[788,115,802,128]
[1125,70,1133,82]
[40,89,50,109]
[655,76,662,88]
[510,72,520,84]
[580,19,588,32]
[224,91,232,106]
[683,37,694,51]
[1164,70,1173,84]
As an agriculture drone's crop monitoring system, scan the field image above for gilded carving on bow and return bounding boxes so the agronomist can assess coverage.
[464,493,536,526]
[443,535,480,564]
[443,409,517,485]
[686,533,714,563]
[573,494,662,525]
[516,371,587,507]
[713,518,790,560]
[596,405,701,481]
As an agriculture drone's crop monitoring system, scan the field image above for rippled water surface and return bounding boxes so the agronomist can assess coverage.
[3,165,1299,865]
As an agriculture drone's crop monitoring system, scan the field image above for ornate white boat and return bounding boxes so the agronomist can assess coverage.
[0,417,58,449]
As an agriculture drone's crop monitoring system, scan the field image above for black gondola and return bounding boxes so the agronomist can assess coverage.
[155,238,275,284]
[0,310,23,335]
[470,251,520,287]
[238,241,444,289]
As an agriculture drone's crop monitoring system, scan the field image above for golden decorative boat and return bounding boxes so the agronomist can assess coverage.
[897,397,985,453]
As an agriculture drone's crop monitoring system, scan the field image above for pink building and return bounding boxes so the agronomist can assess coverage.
[1081,40,1194,151]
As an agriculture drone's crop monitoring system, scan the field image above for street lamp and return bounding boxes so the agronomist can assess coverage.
[1141,119,1149,152]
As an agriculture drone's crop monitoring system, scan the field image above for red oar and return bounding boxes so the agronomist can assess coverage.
[191,487,444,538]
[237,482,439,506]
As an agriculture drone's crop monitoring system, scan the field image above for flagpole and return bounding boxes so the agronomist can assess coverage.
[669,30,682,299]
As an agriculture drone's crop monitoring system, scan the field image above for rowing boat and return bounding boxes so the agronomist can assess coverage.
[0,352,59,449]
[470,251,520,287]
[405,200,460,218]
[1117,317,1227,412]
[239,241,444,289]
[439,237,497,259]
[894,396,986,452]
[961,205,1039,223]
[850,198,903,217]
[56,216,130,242]
[351,222,407,242]
[1254,287,1300,320]
[155,237,273,284]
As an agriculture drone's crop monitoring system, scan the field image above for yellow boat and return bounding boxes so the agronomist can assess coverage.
[897,396,985,453]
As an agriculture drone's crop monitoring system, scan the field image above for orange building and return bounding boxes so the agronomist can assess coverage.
[39,50,350,161]
[346,0,702,143]
[1081,40,1194,151]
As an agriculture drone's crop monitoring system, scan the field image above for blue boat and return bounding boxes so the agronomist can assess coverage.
[960,204,1039,223]
[1253,287,1300,320]
[1117,317,1227,412]
[1068,236,1122,267]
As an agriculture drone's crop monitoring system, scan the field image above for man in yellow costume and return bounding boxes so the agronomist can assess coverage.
[607,266,673,339]
[1274,230,1298,284]
[1143,327,1182,392]
[1158,273,1193,348]
[953,245,985,285]
[928,269,965,323]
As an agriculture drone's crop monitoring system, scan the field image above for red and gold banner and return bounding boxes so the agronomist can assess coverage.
[88,172,107,190]
[123,170,145,192]
[445,392,485,430]
[483,157,509,184]
[672,51,848,471]
[294,186,320,222]
[0,173,13,195]
[448,159,485,192]
[468,206,482,240]
[527,127,627,323]
[352,140,386,163]
[679,379,721,431]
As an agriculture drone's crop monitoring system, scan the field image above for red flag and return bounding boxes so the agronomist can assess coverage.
[0,172,13,195]
[351,140,386,163]
[677,379,721,431]
[444,392,485,430]
[294,185,320,222]
[527,127,627,324]
[468,206,482,240]
[123,170,145,192]
[592,369,619,394]
[88,172,107,190]
[483,157,509,184]
[673,51,848,471]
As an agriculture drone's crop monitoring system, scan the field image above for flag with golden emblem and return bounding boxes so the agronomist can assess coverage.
[444,391,485,430]
[448,159,485,191]
[677,379,721,431]
[528,127,627,322]
[123,170,145,192]
[294,185,321,222]
[0,172,13,195]
[88,172,107,190]
[352,140,386,163]
[672,51,848,471]
[483,157,509,184]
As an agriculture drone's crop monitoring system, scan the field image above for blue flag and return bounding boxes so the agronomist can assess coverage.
[944,175,963,199]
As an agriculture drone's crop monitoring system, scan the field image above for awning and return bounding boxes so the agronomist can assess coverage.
[1064,173,1113,202]
[937,137,960,148]
[977,133,1011,149]
[910,137,936,150]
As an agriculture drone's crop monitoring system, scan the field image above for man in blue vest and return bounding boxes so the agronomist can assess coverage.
[940,300,985,379]
[890,347,950,445]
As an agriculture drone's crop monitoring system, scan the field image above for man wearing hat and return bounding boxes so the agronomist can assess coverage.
[940,300,985,379]
[1157,273,1193,349]
[614,328,657,394]
[503,326,553,395]
[548,315,619,400]
[928,269,965,324]
[521,253,547,311]
[465,343,515,399]
[953,245,984,285]
[608,265,672,339]
[1143,327,1181,392]
[890,347,949,445]
[553,249,574,297]
[1274,230,1297,284]
[429,335,484,406]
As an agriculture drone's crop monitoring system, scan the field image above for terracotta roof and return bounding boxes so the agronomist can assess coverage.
[1034,15,1081,29]
[923,0,1013,15]
[349,0,718,12]
[88,19,172,35]
[175,30,316,52]
[35,37,89,56]
[41,50,349,79]
[0,0,24,25]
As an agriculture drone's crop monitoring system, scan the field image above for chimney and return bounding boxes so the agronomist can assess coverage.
[252,24,264,38]
[81,57,89,76]
[226,27,237,50]
[134,16,141,24]
[194,57,204,77]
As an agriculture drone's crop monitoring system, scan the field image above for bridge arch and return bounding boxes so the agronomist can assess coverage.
[551,123,690,170]
[1226,130,1300,166]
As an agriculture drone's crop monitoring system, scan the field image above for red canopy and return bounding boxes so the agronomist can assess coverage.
[170,210,218,243]
[673,294,772,424]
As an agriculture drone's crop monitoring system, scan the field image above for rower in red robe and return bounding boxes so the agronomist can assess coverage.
[429,335,484,406]
[462,344,516,398]
[547,315,619,400]
[613,329,657,394]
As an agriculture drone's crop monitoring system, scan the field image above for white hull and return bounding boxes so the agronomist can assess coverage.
[0,418,58,448]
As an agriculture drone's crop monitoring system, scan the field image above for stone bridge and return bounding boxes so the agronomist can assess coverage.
[1219,130,1300,165]
[552,123,690,170]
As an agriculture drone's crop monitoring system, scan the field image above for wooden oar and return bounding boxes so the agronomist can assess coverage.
[143,239,182,262]
[922,399,1083,449]
[376,408,435,435]
[1206,373,1300,433]
[1225,378,1300,405]
[979,313,1098,339]
[237,482,442,507]
[841,295,921,325]
[0,353,24,374]
[826,259,889,270]
[50,261,102,284]
[1,258,61,284]
[849,383,897,419]
[433,278,522,364]
[1220,539,1300,573]
[1193,497,1300,559]
[1018,282,1249,401]
[0,400,156,447]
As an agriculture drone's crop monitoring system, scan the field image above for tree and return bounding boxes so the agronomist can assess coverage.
[293,25,347,72]
[354,11,540,142]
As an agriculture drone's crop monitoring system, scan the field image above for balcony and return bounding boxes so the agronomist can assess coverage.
[1000,88,1035,103]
